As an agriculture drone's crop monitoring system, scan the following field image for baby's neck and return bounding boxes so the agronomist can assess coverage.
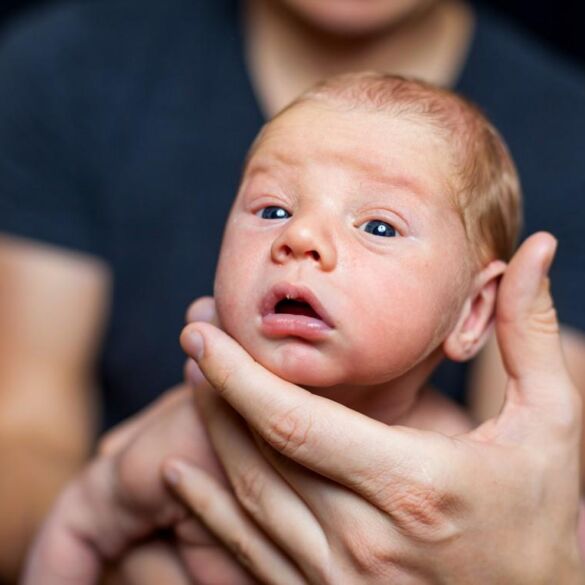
[306,368,472,435]
[306,361,437,427]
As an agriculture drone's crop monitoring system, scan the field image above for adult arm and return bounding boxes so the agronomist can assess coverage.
[168,232,585,583]
[21,381,288,585]
[0,236,111,582]
[19,292,281,585]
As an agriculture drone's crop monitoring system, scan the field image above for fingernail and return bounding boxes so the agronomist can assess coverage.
[163,461,183,486]
[185,330,204,361]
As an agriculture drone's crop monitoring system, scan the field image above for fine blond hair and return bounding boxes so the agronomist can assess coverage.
[280,72,522,265]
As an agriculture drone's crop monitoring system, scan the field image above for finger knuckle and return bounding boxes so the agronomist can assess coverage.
[528,304,560,336]
[264,405,312,458]
[341,532,400,578]
[382,480,462,544]
[232,465,266,515]
[214,366,234,396]
[308,561,337,585]
[225,535,255,572]
[111,447,148,512]
[111,442,169,518]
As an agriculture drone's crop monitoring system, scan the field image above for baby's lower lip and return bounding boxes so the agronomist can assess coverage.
[261,313,333,341]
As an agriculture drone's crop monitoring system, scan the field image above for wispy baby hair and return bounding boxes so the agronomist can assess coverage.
[283,71,522,265]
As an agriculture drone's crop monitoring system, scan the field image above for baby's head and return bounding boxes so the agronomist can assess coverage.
[214,72,522,391]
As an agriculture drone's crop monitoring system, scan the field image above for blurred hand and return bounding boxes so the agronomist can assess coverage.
[21,296,261,585]
[168,232,584,584]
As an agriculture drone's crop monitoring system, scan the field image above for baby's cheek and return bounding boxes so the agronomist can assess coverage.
[214,264,249,338]
[344,288,444,383]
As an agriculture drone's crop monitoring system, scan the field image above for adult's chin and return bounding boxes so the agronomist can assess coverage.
[277,0,432,38]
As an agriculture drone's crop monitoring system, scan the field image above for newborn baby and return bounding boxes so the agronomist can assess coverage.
[212,71,520,433]
[23,72,523,584]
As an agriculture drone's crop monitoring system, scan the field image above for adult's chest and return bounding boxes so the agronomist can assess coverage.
[91,29,264,420]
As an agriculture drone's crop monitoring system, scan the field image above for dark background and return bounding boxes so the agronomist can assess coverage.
[1,0,584,71]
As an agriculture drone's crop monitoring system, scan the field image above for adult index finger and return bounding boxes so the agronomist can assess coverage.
[180,322,463,510]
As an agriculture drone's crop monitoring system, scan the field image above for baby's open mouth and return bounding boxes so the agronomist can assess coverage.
[274,298,321,320]
[260,283,335,340]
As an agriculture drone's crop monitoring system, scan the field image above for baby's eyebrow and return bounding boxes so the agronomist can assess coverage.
[369,173,429,201]
[244,150,432,204]
[316,149,431,201]
[349,164,429,203]
[245,150,301,176]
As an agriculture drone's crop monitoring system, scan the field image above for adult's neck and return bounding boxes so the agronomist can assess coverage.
[243,0,474,116]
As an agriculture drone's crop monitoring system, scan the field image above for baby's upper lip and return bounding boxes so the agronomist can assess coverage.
[260,282,335,328]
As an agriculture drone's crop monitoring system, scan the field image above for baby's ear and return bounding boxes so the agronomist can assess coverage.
[443,260,507,362]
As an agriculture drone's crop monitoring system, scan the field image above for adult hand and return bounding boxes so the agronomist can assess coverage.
[21,286,282,585]
[22,357,262,584]
[168,232,585,584]
[21,386,195,585]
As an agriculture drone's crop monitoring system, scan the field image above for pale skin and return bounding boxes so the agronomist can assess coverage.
[3,0,585,582]
[22,102,585,583]
[0,237,110,581]
[212,99,502,421]
[170,231,584,584]
[22,233,585,584]
[26,94,505,582]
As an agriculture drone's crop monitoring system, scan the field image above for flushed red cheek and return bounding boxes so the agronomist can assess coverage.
[214,275,246,328]
[214,268,252,336]
[342,285,445,382]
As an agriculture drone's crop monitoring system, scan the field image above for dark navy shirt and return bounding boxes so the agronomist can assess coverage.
[1,0,584,427]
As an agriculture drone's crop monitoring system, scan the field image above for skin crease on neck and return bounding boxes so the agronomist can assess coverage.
[244,0,475,117]
[213,102,479,431]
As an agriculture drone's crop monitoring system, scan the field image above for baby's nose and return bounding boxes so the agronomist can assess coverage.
[270,220,336,271]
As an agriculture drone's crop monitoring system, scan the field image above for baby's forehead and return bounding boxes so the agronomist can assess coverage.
[238,73,521,267]
[240,104,466,222]
[250,100,454,167]
[264,98,446,138]
[243,101,460,199]
[255,72,485,181]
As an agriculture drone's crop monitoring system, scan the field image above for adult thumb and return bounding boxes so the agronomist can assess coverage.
[496,232,575,413]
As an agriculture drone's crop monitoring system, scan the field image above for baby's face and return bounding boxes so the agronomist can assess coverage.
[214,102,473,387]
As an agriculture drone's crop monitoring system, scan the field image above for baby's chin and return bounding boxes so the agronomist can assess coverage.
[248,339,348,388]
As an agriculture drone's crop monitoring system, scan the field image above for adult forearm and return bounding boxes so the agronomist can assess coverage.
[0,440,86,583]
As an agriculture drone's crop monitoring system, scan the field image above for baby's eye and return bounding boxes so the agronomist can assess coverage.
[258,206,291,220]
[360,219,397,238]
